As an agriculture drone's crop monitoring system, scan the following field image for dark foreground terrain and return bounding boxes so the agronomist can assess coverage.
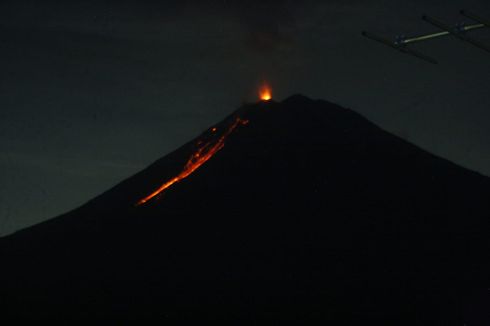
[1,95,489,324]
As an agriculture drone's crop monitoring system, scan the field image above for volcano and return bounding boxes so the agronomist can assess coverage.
[1,95,489,323]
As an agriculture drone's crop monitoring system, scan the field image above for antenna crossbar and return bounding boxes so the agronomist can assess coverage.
[362,9,490,63]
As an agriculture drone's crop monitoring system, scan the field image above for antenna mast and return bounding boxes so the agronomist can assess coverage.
[362,10,490,64]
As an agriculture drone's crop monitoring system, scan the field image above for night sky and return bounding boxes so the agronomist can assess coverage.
[1,0,490,236]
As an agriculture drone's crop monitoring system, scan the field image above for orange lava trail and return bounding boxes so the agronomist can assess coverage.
[137,117,248,206]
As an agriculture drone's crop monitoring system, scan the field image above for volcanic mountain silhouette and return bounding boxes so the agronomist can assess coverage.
[1,95,489,323]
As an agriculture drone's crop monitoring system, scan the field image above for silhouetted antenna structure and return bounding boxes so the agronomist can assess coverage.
[362,10,490,64]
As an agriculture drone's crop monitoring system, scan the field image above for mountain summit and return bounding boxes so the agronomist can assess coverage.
[2,95,489,323]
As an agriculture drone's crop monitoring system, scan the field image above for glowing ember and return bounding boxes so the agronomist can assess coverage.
[137,117,248,205]
[259,83,272,101]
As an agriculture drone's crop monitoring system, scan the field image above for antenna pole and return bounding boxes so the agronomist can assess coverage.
[460,10,490,27]
[422,15,490,54]
[401,23,485,44]
[361,31,438,64]
[362,10,490,63]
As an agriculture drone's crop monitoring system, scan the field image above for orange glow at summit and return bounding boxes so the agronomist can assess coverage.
[259,83,272,101]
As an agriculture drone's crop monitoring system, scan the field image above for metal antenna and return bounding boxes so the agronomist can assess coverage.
[422,15,490,53]
[362,10,490,64]
[361,31,438,64]
[460,10,490,27]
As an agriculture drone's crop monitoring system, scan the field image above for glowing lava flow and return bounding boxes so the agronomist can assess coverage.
[136,117,248,206]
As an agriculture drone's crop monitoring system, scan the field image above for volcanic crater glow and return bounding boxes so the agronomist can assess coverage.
[259,84,272,101]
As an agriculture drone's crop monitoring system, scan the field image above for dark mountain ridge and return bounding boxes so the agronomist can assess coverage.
[1,95,489,323]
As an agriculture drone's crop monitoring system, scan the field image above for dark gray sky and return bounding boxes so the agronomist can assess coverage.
[1,0,490,235]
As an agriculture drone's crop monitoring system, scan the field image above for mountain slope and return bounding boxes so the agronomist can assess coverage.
[1,95,489,323]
